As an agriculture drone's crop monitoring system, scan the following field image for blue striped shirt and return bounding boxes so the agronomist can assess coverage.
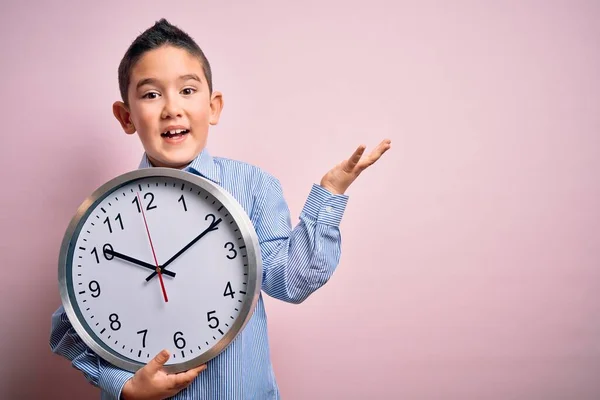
[50,148,348,399]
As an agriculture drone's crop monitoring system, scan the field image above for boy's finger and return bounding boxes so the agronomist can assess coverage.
[358,139,391,169]
[171,368,201,389]
[190,364,208,375]
[344,145,366,172]
[146,349,170,373]
[370,139,391,158]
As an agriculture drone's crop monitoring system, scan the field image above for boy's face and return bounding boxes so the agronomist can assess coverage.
[113,45,223,169]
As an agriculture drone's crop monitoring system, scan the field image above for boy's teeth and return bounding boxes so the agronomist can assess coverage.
[163,129,188,136]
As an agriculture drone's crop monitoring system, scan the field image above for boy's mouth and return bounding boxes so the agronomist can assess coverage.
[161,129,190,139]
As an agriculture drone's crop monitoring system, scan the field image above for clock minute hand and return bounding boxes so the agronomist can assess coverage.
[105,249,176,278]
[145,217,222,282]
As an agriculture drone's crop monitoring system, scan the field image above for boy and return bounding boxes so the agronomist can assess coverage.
[50,18,390,400]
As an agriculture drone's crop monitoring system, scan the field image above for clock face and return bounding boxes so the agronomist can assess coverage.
[58,168,261,373]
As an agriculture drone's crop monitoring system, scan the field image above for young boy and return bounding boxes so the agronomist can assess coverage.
[50,18,390,400]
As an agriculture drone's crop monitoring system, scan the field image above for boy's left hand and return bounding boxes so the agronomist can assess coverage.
[320,139,391,195]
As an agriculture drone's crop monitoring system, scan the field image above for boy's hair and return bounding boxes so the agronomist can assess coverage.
[117,18,213,105]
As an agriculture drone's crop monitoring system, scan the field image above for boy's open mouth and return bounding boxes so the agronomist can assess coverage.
[161,129,190,138]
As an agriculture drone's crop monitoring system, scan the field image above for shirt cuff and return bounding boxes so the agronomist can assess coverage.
[99,363,134,400]
[300,184,349,226]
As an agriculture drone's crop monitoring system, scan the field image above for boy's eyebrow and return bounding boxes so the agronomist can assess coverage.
[136,74,202,90]
[179,74,202,83]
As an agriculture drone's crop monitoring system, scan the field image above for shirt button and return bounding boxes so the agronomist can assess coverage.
[325,206,333,213]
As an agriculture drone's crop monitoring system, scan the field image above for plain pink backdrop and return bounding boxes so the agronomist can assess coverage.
[1,0,599,399]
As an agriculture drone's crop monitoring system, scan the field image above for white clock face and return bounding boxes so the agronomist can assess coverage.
[59,169,260,373]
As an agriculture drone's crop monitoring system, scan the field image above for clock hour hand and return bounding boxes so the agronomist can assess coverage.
[104,249,176,278]
[145,216,222,282]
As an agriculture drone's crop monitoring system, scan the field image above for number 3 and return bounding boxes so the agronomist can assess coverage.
[224,242,237,259]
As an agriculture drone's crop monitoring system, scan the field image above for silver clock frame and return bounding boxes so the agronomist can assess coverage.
[57,167,263,374]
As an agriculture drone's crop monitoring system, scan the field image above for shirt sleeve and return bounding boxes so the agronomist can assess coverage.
[49,305,133,400]
[253,177,349,304]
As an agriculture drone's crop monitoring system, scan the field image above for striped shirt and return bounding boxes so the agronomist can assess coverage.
[50,148,348,399]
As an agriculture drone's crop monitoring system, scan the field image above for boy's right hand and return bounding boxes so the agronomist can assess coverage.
[121,349,207,400]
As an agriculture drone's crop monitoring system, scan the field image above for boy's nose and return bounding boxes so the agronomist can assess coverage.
[161,97,183,119]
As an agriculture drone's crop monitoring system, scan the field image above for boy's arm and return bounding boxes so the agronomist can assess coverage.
[255,139,391,304]
[50,305,133,400]
[254,178,348,304]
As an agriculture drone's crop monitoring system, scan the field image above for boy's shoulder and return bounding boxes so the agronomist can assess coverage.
[211,154,280,186]
[210,155,285,214]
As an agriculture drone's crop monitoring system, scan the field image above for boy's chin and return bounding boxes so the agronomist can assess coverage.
[148,154,195,169]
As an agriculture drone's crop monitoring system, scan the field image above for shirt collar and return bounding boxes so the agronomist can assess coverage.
[138,148,221,184]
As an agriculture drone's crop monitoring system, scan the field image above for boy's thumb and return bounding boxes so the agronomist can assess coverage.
[148,349,170,371]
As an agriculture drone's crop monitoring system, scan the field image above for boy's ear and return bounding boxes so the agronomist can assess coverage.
[209,91,224,125]
[112,101,136,134]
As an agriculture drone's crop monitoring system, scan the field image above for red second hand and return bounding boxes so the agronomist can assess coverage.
[137,192,168,303]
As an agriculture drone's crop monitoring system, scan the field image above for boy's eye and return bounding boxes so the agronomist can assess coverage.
[181,88,196,95]
[142,92,160,99]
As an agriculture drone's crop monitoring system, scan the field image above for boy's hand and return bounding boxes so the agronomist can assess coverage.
[121,349,207,400]
[320,139,391,195]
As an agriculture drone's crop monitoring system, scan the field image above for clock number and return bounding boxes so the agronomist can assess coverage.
[178,194,187,212]
[132,192,157,212]
[89,280,101,298]
[116,213,124,230]
[132,196,140,212]
[103,244,114,260]
[224,242,237,259]
[104,213,124,233]
[173,331,186,349]
[223,281,235,298]
[137,329,148,348]
[205,213,216,225]
[91,247,99,264]
[109,313,121,331]
[207,311,220,329]
[91,244,113,263]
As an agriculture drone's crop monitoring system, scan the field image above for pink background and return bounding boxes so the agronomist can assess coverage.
[1,0,599,399]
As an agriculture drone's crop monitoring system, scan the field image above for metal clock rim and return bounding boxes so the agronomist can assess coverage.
[57,167,263,374]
